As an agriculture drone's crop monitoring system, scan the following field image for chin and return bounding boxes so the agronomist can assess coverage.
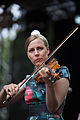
[35,64,40,68]
[35,63,42,68]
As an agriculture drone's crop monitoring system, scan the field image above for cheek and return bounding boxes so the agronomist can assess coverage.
[27,53,32,60]
[40,53,47,61]
[28,54,35,64]
[42,50,48,58]
[28,54,32,60]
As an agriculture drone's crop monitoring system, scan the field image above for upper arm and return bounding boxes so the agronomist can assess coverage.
[54,66,70,106]
[54,78,69,106]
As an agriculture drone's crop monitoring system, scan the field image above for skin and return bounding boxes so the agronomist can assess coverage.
[0,84,19,106]
[0,37,69,114]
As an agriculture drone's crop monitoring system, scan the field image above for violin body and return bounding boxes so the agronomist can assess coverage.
[34,58,60,83]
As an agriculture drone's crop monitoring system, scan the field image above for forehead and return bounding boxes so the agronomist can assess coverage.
[28,38,45,49]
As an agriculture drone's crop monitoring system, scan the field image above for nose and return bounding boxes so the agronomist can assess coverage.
[34,49,39,56]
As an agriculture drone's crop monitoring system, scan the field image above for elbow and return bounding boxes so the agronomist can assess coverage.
[47,101,59,113]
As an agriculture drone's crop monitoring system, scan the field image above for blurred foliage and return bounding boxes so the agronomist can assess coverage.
[0,29,18,87]
[0,29,18,120]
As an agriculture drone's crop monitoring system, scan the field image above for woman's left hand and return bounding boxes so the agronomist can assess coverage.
[38,67,57,83]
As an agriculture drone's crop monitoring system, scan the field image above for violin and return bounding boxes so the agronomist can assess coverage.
[3,25,78,104]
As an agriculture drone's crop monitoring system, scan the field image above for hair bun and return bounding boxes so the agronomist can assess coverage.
[31,30,40,36]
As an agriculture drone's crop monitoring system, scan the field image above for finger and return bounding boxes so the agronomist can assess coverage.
[15,85,19,92]
[37,72,44,83]
[7,87,13,93]
[11,85,19,95]
[46,69,51,75]
[7,85,16,95]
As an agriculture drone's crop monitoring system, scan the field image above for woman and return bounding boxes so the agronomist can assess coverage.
[0,30,70,120]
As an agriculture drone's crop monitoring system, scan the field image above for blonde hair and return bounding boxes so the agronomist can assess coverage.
[25,30,49,52]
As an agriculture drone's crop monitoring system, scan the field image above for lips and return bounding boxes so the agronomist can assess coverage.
[35,58,42,62]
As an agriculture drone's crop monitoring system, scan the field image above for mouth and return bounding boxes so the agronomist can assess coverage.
[35,58,42,62]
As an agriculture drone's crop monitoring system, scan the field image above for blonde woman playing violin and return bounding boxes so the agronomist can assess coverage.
[0,30,70,120]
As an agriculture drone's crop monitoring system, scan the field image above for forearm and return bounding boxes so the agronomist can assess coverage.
[45,81,59,113]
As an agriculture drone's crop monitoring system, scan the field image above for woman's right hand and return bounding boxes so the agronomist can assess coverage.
[0,83,25,108]
[2,83,19,97]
